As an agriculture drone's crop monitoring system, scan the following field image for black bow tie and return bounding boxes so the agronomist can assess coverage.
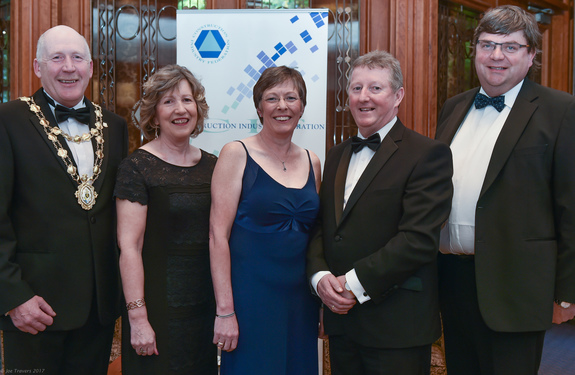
[351,133,381,153]
[43,92,91,124]
[54,105,91,124]
[474,93,505,112]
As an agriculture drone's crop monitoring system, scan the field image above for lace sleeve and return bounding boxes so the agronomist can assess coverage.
[113,152,149,205]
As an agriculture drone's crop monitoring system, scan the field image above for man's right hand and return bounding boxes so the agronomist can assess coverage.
[7,295,56,334]
[317,274,356,314]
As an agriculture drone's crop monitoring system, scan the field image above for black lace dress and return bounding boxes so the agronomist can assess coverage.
[114,149,217,375]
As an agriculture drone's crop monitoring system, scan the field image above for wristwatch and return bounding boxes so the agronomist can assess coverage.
[555,299,572,309]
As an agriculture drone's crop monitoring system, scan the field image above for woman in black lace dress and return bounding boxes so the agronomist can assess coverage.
[114,65,217,374]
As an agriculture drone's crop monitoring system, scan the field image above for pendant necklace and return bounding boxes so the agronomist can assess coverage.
[21,96,106,210]
[258,132,291,172]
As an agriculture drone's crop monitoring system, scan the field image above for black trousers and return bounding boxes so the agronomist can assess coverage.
[438,253,545,375]
[2,301,115,375]
[329,334,432,375]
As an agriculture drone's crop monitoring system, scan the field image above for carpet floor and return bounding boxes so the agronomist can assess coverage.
[539,322,575,375]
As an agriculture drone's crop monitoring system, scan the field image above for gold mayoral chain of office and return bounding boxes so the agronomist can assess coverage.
[20,96,107,210]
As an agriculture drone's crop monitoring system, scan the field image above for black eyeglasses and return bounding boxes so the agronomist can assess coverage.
[476,40,530,55]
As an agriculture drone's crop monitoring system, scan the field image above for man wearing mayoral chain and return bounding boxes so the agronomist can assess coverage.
[0,25,127,374]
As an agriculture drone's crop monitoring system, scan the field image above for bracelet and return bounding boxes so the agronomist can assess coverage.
[216,311,235,318]
[126,298,146,311]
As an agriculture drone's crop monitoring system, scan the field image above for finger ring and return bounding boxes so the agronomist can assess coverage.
[332,305,335,309]
[139,347,146,354]
[217,342,224,347]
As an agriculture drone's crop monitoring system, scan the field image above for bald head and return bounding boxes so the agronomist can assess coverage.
[36,25,91,62]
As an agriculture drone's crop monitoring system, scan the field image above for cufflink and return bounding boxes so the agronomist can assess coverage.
[555,299,572,309]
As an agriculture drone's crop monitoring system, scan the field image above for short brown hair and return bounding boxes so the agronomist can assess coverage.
[139,64,209,140]
[473,5,541,70]
[349,50,403,92]
[252,66,307,124]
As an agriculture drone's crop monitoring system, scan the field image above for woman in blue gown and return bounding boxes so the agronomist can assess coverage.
[210,66,321,375]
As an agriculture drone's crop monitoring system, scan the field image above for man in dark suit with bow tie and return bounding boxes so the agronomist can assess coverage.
[307,50,453,374]
[436,5,575,375]
[0,25,127,374]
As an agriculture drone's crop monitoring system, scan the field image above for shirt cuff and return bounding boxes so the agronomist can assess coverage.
[346,269,371,304]
[311,271,332,296]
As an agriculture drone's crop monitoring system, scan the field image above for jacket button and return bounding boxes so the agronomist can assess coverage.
[334,235,342,242]
[90,216,96,224]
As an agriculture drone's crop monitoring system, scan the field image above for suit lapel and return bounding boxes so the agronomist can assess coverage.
[479,80,537,197]
[437,88,478,145]
[339,122,401,224]
[29,90,79,188]
[334,142,352,224]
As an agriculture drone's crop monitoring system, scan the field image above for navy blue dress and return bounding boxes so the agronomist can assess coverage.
[220,142,320,375]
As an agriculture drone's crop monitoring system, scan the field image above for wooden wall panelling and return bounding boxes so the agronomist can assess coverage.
[546,10,572,92]
[539,22,551,89]
[11,0,48,97]
[360,0,438,137]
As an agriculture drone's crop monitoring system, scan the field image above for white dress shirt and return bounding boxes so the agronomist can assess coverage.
[45,92,94,179]
[439,81,523,255]
[312,117,397,304]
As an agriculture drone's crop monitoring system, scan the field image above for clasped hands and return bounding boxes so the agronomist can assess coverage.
[317,274,356,314]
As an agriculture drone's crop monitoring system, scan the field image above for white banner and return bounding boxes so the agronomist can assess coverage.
[177,9,328,164]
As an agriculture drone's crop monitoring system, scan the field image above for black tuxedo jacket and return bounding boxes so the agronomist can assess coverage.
[307,120,453,348]
[436,78,575,332]
[0,89,128,330]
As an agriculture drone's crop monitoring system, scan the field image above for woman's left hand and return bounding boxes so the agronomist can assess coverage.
[130,315,159,356]
[213,314,239,352]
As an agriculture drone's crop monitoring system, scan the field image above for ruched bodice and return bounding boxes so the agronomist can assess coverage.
[220,141,320,375]
[234,149,319,234]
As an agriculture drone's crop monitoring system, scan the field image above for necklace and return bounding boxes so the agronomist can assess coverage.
[258,133,291,172]
[20,96,107,210]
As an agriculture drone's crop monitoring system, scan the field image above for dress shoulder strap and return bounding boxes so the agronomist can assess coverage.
[304,149,316,183]
[236,140,249,155]
[305,149,311,165]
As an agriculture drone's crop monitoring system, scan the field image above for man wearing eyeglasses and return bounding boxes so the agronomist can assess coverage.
[436,5,575,375]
